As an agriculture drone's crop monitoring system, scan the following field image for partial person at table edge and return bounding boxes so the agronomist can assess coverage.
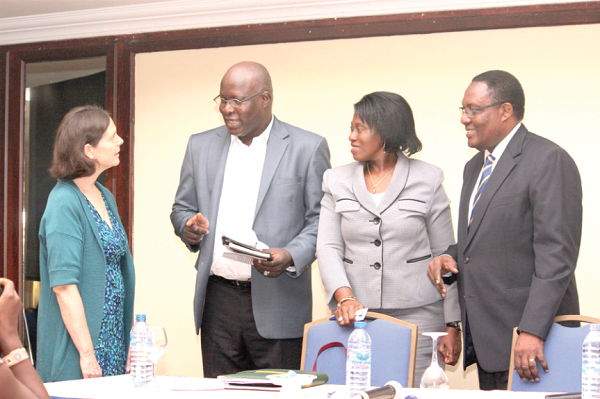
[0,278,50,399]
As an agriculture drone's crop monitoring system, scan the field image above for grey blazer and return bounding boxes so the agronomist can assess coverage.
[171,117,331,338]
[447,124,582,372]
[317,153,459,322]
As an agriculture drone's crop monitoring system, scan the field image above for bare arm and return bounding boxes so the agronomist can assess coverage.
[53,284,102,379]
[0,365,47,399]
[0,278,50,399]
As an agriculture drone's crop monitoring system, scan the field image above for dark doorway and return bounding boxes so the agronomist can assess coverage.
[23,69,106,363]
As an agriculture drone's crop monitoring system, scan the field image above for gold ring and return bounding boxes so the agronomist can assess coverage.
[264,271,269,276]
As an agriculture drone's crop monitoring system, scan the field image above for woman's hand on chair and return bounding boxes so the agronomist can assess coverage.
[333,287,364,326]
[335,301,364,326]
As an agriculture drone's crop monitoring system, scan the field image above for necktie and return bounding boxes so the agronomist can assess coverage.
[468,154,496,231]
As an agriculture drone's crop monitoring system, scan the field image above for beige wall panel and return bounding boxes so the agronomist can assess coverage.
[135,23,600,388]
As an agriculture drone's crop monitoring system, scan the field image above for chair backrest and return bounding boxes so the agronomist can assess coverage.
[300,311,417,387]
[508,315,600,392]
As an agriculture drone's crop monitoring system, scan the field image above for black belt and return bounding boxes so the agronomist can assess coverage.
[210,274,251,288]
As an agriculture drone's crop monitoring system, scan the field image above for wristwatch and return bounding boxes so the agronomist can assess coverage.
[446,321,461,331]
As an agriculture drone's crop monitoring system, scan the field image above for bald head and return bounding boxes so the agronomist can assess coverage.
[222,61,273,94]
[218,62,274,145]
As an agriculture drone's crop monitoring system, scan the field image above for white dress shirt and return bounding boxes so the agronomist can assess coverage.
[211,116,274,280]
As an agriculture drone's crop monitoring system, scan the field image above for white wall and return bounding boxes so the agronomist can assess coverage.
[134,23,600,388]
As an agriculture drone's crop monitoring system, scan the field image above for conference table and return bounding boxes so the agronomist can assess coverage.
[45,375,558,399]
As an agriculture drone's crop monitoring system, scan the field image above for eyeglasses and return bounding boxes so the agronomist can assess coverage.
[213,90,265,109]
[459,101,508,117]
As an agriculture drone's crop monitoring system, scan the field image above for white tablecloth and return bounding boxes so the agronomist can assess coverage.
[45,375,555,399]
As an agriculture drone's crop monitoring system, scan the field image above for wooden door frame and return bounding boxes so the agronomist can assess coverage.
[0,38,135,295]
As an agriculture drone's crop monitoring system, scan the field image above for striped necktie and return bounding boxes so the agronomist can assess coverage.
[468,154,496,231]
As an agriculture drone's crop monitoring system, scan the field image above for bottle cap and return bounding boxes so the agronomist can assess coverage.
[591,324,600,332]
[354,321,367,328]
[136,314,147,322]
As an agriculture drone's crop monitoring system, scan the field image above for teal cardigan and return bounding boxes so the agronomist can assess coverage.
[37,179,135,382]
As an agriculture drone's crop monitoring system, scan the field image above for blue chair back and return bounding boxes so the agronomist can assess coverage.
[301,312,417,387]
[509,315,600,392]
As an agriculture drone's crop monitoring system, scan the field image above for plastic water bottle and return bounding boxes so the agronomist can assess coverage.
[346,320,372,397]
[582,324,600,399]
[130,314,152,387]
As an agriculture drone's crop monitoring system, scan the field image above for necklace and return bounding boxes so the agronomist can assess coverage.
[367,162,394,194]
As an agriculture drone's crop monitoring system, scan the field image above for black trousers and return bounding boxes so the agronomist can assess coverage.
[477,364,509,390]
[464,312,509,390]
[200,275,303,378]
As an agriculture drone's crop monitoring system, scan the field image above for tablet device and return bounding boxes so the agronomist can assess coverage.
[222,236,273,261]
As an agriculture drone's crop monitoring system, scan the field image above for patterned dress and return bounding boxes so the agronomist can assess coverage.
[86,194,128,376]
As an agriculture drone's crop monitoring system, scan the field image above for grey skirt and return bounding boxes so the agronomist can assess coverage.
[373,300,445,388]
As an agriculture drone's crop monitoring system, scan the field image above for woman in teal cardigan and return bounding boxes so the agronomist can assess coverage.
[37,106,135,382]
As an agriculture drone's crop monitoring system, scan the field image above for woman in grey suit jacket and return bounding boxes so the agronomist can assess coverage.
[316,92,461,386]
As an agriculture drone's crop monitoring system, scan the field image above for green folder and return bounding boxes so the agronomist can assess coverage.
[217,369,329,391]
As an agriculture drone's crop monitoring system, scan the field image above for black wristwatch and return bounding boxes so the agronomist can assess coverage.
[446,322,461,331]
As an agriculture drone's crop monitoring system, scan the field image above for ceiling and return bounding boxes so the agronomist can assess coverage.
[0,0,587,46]
[3,0,590,86]
[25,57,107,88]
[0,0,179,19]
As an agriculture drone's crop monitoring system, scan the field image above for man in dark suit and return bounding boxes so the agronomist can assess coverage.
[428,70,582,390]
[170,61,330,377]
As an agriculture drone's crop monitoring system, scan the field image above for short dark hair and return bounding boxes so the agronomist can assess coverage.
[49,105,111,179]
[354,92,422,156]
[472,70,525,121]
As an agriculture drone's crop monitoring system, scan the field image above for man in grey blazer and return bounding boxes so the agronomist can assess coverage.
[170,61,330,377]
[428,70,581,390]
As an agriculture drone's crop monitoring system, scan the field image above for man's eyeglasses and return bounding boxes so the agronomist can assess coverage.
[459,101,508,117]
[213,90,265,109]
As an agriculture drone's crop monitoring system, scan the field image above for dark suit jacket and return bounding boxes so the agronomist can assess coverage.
[171,117,330,339]
[446,124,582,372]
